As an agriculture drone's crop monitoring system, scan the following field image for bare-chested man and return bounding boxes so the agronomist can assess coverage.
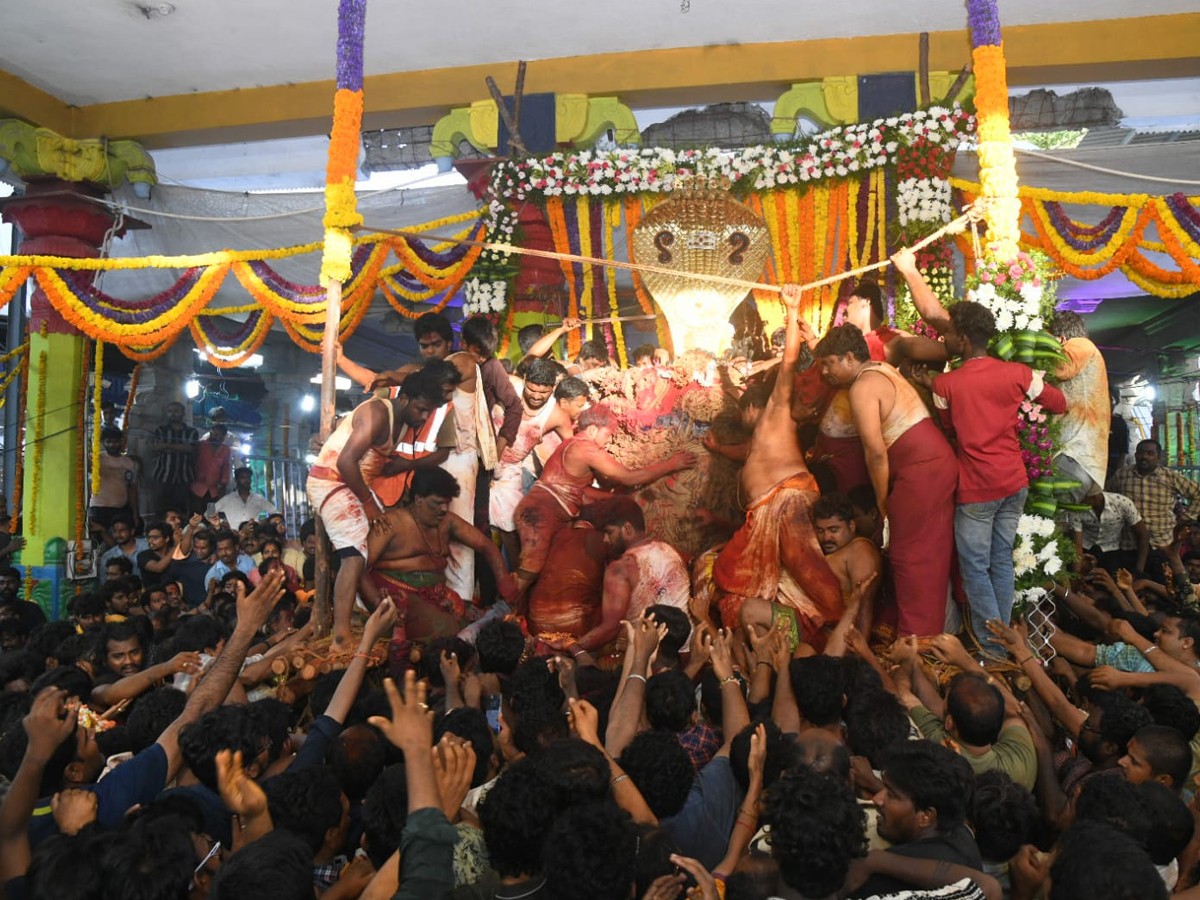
[306,371,445,650]
[365,466,518,647]
[569,496,693,654]
[512,403,694,601]
[705,284,844,650]
[490,359,591,563]
[743,492,883,639]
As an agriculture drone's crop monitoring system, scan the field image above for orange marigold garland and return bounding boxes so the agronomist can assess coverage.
[91,340,104,490]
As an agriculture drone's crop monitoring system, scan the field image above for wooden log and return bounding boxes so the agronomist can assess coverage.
[271,658,290,676]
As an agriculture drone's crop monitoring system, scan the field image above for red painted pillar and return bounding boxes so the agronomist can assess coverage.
[2,181,122,334]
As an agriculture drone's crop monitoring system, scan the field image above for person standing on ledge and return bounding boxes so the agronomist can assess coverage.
[306,371,445,651]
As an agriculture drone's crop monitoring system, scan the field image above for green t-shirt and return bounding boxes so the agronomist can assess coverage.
[910,704,1038,791]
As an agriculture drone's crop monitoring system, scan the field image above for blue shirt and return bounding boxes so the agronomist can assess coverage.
[203,554,256,590]
[99,538,149,583]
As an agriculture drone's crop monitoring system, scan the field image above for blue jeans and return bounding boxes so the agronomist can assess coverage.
[954,487,1028,649]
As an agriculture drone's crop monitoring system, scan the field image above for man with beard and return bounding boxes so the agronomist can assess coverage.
[307,371,445,650]
[562,497,693,655]
[490,360,590,564]
[90,620,201,707]
[744,492,883,641]
[365,467,517,650]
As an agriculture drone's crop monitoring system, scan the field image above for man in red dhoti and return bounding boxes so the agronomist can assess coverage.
[365,466,518,667]
[705,285,845,650]
[511,403,694,602]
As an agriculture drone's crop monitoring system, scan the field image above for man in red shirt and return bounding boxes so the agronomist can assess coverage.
[917,301,1066,651]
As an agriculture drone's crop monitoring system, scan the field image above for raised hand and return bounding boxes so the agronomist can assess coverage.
[24,688,77,762]
[215,748,269,821]
[1089,666,1125,692]
[890,247,918,274]
[361,596,398,648]
[1115,568,1134,592]
[51,788,98,836]
[928,633,974,670]
[548,655,579,702]
[780,283,802,311]
[433,736,476,822]
[708,628,736,681]
[567,697,602,748]
[439,650,462,688]
[234,567,286,633]
[170,651,204,676]
[747,722,767,784]
[367,670,433,753]
[985,618,1026,656]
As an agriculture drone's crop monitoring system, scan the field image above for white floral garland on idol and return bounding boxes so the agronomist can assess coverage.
[490,106,976,200]
[1012,513,1069,648]
[462,199,518,316]
[964,251,1047,334]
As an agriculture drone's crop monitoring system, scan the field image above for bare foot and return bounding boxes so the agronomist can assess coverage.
[330,631,353,654]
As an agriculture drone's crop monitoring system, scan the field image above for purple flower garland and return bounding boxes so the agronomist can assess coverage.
[1045,203,1128,252]
[335,0,366,92]
[966,0,1002,48]
[63,268,205,323]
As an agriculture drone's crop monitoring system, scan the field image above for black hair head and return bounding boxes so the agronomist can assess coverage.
[880,740,974,832]
[813,323,870,363]
[211,829,316,900]
[969,770,1039,863]
[788,655,845,727]
[618,730,695,819]
[645,669,696,732]
[1050,821,1165,900]
[763,766,868,897]
[543,800,639,900]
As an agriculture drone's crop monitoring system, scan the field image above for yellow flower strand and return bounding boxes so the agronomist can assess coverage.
[576,197,595,341]
[91,341,104,489]
[603,201,628,368]
[0,341,29,366]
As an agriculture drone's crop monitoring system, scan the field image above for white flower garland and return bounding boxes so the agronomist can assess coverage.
[465,199,518,316]
[897,176,952,227]
[491,106,975,200]
[1013,512,1064,582]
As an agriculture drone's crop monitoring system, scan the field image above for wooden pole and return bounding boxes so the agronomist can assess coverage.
[312,279,342,637]
[918,32,931,106]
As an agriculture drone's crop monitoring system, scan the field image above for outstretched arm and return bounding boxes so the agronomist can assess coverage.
[335,342,379,391]
[769,285,805,410]
[891,248,951,334]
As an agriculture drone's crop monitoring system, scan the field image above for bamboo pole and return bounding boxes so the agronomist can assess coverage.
[312,279,342,637]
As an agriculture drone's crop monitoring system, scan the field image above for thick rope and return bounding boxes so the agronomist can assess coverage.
[360,199,989,297]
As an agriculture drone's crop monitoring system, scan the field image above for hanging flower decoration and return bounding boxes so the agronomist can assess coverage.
[319,0,368,286]
[91,340,104,490]
[968,0,1021,260]
[462,200,519,317]
[492,108,974,201]
[964,247,1049,334]
[75,342,93,551]
[1012,514,1073,615]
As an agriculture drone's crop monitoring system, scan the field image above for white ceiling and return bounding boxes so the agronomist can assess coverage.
[1,0,1196,106]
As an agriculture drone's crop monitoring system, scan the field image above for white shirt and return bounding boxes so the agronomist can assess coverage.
[1066,492,1141,552]
[214,491,276,528]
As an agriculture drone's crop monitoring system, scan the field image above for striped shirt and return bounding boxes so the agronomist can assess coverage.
[151,423,199,484]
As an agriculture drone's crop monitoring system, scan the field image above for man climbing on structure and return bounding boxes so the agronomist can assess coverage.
[306,371,445,651]
[707,284,844,650]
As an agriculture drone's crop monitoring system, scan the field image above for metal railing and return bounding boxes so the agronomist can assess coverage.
[246,455,312,534]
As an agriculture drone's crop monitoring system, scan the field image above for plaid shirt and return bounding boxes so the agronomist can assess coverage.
[678,723,722,773]
[1111,465,1200,548]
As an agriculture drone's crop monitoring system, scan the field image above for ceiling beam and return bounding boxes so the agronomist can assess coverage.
[2,14,1197,149]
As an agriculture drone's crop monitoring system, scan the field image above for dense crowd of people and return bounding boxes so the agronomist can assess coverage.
[0,253,1198,900]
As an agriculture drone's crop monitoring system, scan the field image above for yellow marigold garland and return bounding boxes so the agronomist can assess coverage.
[972,43,1021,259]
[545,198,582,358]
[91,340,104,490]
[189,311,276,369]
[378,277,456,318]
[604,201,628,368]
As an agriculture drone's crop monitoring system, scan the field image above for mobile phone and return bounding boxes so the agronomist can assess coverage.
[206,502,217,517]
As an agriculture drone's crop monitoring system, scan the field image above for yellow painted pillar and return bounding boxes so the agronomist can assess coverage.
[21,330,85,566]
